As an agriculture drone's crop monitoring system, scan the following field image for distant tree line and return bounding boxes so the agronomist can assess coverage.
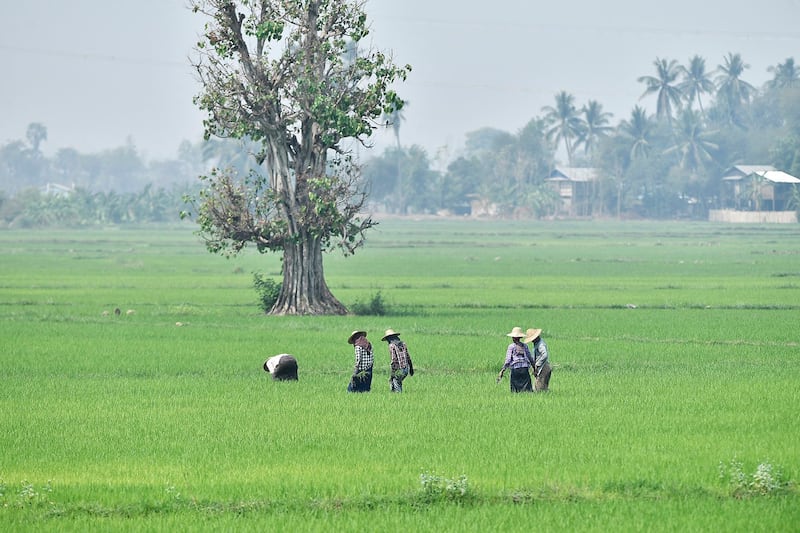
[2,53,799,226]
[0,131,266,228]
[364,53,800,219]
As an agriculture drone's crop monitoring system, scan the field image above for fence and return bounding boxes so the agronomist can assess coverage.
[708,209,797,224]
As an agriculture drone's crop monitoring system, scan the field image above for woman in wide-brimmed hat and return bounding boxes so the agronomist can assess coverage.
[497,326,535,392]
[381,328,414,393]
[347,330,374,392]
[524,327,551,392]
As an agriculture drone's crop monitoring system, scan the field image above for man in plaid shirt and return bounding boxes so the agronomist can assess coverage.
[347,330,374,392]
[381,328,414,393]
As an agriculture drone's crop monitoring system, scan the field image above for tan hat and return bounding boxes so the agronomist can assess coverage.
[381,328,400,341]
[347,330,366,344]
[524,328,542,343]
[506,326,526,338]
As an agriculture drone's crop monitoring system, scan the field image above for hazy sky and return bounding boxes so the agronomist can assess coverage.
[2,0,799,163]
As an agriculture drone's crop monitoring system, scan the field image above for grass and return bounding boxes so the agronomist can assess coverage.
[1,219,799,531]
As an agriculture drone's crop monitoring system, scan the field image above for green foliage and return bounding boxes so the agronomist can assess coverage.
[1,184,196,228]
[418,472,471,503]
[719,460,793,497]
[187,2,407,314]
[0,480,53,509]
[253,272,281,313]
[251,20,284,41]
[349,290,387,315]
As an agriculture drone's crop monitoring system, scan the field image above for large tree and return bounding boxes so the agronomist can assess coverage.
[187,0,410,315]
[678,55,715,117]
[542,91,583,165]
[767,57,800,90]
[620,105,655,160]
[664,108,718,174]
[715,52,755,127]
[578,100,613,157]
[637,58,683,126]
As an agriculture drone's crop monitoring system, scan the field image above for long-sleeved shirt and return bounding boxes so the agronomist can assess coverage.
[354,344,374,373]
[502,342,534,370]
[389,340,412,370]
[531,338,549,375]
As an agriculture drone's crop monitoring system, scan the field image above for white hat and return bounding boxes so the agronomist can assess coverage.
[381,328,401,341]
[506,326,525,338]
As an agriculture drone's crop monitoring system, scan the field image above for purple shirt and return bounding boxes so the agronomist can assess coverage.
[503,342,534,370]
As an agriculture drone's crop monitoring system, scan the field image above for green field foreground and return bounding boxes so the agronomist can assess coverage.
[1,219,799,532]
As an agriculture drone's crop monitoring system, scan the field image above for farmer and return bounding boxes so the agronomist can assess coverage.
[381,328,414,393]
[263,353,298,381]
[347,330,374,393]
[525,327,552,392]
[497,326,535,392]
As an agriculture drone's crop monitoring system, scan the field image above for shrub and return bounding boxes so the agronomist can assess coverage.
[350,291,387,316]
[719,459,793,497]
[419,472,470,502]
[253,272,281,313]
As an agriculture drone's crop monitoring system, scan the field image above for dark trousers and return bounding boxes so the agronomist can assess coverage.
[390,366,409,392]
[348,370,373,392]
[509,367,533,393]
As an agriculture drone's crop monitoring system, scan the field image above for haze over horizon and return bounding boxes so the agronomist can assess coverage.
[2,0,799,164]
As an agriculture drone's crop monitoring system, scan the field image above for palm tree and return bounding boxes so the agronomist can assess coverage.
[715,52,755,125]
[767,57,800,89]
[542,91,584,165]
[664,108,718,173]
[25,123,48,154]
[575,100,612,216]
[201,137,262,178]
[382,103,407,149]
[619,106,654,160]
[578,100,613,157]
[637,58,684,125]
[678,55,716,116]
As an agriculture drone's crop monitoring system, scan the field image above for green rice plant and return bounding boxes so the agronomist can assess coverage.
[1,220,799,530]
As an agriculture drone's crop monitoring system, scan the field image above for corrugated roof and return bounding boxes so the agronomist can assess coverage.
[721,165,800,183]
[758,170,800,184]
[548,167,598,182]
[732,164,775,175]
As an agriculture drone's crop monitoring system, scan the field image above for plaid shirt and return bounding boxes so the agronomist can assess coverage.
[354,344,374,373]
[389,340,411,370]
[503,342,533,370]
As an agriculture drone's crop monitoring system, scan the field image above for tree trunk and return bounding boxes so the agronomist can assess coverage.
[270,231,347,315]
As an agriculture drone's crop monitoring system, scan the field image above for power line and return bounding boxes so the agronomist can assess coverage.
[0,43,190,69]
[380,16,800,42]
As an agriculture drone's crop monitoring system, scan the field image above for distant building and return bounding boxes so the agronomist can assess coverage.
[546,167,598,216]
[38,182,75,197]
[720,165,800,211]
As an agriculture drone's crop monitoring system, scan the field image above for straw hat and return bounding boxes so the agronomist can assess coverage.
[347,330,366,344]
[506,326,526,338]
[524,328,542,343]
[381,328,401,341]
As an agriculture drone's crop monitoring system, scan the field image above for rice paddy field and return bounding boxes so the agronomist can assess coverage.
[1,218,799,532]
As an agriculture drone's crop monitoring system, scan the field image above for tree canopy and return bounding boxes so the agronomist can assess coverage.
[186,0,410,315]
